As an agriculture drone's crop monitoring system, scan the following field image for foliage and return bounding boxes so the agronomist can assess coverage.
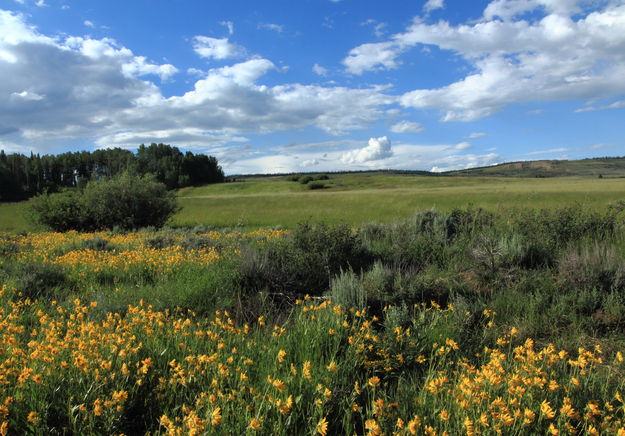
[30,173,179,231]
[0,144,224,202]
[239,222,372,295]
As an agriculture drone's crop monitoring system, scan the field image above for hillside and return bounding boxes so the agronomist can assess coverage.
[446,157,625,178]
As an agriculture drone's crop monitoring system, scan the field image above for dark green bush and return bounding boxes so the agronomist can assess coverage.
[299,176,314,184]
[30,173,179,231]
[307,182,326,190]
[238,222,373,295]
[313,174,330,181]
[285,175,300,182]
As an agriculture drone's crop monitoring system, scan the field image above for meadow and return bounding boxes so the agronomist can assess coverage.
[1,174,625,434]
[3,174,625,231]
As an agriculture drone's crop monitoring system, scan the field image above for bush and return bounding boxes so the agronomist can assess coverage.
[238,222,373,295]
[558,242,625,293]
[30,173,179,231]
[307,182,326,190]
[285,175,300,182]
[299,176,314,184]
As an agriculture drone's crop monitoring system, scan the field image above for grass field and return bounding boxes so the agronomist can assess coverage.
[173,174,625,229]
[2,174,625,232]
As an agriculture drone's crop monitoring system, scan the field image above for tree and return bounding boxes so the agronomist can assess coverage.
[30,172,179,231]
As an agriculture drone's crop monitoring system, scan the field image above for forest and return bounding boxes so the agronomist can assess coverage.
[0,143,225,202]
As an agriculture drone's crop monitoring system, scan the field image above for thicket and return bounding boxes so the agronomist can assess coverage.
[29,172,179,231]
[0,143,224,201]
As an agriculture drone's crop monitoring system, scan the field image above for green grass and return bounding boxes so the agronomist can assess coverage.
[3,174,625,232]
[172,175,625,229]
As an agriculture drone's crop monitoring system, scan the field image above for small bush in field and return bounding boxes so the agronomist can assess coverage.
[285,174,300,181]
[299,175,314,184]
[330,269,366,310]
[30,173,179,231]
[239,222,372,295]
[307,182,326,190]
[558,242,625,293]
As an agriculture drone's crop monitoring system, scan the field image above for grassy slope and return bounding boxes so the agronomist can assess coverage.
[447,157,625,177]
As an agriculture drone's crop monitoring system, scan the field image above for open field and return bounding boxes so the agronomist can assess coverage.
[175,175,625,229]
[3,174,625,232]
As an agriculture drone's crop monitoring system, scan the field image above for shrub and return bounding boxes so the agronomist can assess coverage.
[30,173,179,231]
[558,242,625,293]
[285,175,300,182]
[313,174,330,181]
[330,269,366,310]
[307,182,326,190]
[238,222,373,295]
[299,176,314,184]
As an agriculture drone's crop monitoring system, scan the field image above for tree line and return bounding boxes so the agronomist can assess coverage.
[0,143,224,202]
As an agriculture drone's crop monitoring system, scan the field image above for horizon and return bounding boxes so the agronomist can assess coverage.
[2,0,625,174]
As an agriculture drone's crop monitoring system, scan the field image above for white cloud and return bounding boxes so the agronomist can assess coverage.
[228,141,500,174]
[258,23,284,33]
[575,99,625,112]
[220,21,234,35]
[341,136,392,164]
[389,120,424,133]
[193,36,245,60]
[455,141,471,150]
[84,20,95,28]
[11,90,44,101]
[467,132,487,138]
[344,1,625,120]
[343,41,403,75]
[361,19,388,37]
[0,10,395,157]
[312,63,328,76]
[424,0,445,13]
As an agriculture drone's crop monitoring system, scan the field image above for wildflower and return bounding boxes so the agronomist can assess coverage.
[439,409,449,421]
[548,423,559,435]
[326,361,337,372]
[424,425,437,436]
[303,361,312,380]
[407,415,421,434]
[316,417,328,436]
[210,408,221,426]
[464,417,475,436]
[541,400,556,419]
[249,418,261,431]
[368,376,381,387]
[27,411,39,424]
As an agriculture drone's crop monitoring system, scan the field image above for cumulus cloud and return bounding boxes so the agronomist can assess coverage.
[0,9,395,157]
[343,41,402,75]
[390,120,424,133]
[341,136,392,164]
[228,140,500,174]
[344,1,625,121]
[193,36,245,60]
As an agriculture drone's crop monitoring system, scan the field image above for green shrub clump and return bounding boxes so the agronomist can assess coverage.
[30,172,179,231]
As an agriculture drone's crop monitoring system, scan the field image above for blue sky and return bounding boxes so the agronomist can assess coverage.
[1,0,625,174]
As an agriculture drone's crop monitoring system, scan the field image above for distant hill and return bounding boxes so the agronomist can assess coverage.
[444,157,625,178]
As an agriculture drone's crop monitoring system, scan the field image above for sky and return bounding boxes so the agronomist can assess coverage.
[1,0,625,175]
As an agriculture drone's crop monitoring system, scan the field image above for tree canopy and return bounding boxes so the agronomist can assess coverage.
[0,144,224,202]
